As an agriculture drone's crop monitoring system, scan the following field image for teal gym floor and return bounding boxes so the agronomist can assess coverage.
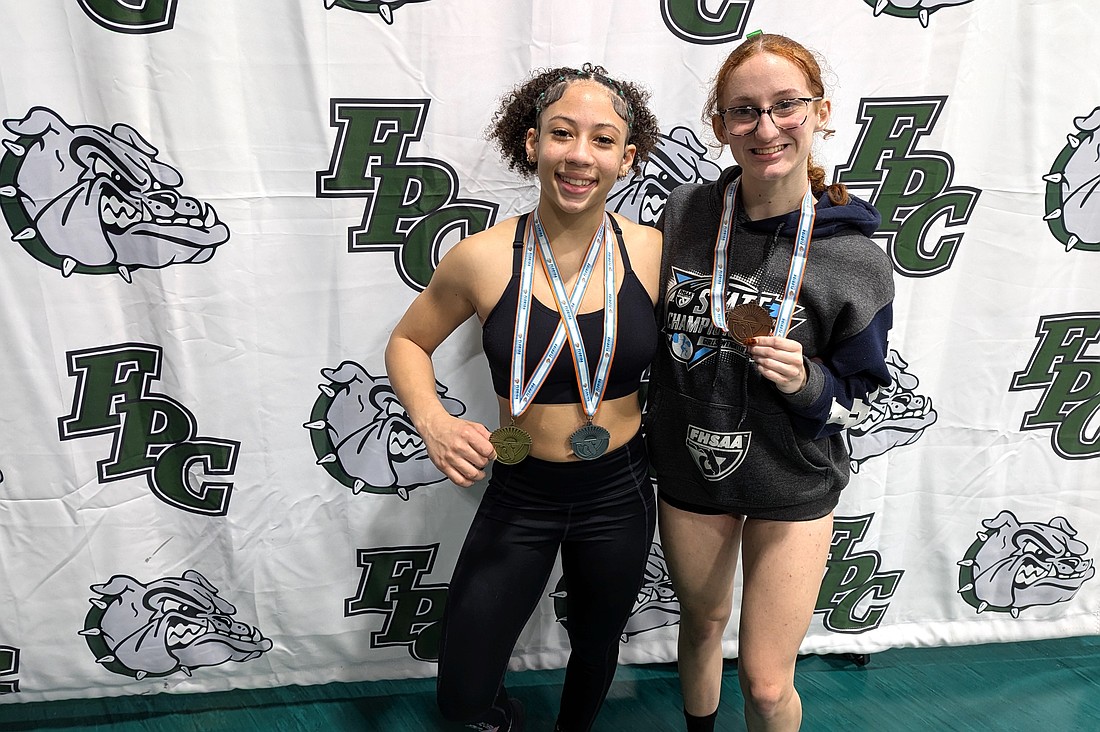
[2,635,1097,730]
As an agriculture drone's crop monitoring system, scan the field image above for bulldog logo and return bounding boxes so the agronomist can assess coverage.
[608,126,722,226]
[0,108,229,280]
[1044,107,1100,252]
[620,541,680,640]
[847,349,937,472]
[0,645,18,694]
[305,361,465,498]
[324,0,432,24]
[552,540,680,642]
[958,510,1095,616]
[864,0,976,27]
[80,570,272,679]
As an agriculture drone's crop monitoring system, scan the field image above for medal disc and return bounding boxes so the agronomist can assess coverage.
[490,425,532,465]
[570,424,610,461]
[726,303,774,345]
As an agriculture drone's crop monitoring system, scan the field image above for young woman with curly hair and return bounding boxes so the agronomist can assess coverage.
[386,63,661,732]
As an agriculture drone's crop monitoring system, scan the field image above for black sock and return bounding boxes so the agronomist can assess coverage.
[684,707,718,732]
[462,688,516,731]
[506,697,525,732]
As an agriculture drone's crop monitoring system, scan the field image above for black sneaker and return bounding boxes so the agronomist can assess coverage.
[506,698,526,732]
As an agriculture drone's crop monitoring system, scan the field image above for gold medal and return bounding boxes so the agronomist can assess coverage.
[726,302,774,345]
[489,425,532,465]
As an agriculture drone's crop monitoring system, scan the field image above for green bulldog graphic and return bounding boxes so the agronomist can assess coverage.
[81,570,272,679]
[959,511,1095,616]
[1044,107,1100,252]
[847,349,937,472]
[306,361,465,497]
[0,107,229,280]
[865,0,975,27]
[325,0,431,24]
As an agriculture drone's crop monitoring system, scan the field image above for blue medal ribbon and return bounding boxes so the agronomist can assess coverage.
[773,187,816,337]
[509,212,607,419]
[710,177,816,338]
[533,211,616,424]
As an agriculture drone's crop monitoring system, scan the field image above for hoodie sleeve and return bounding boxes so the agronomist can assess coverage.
[782,301,893,440]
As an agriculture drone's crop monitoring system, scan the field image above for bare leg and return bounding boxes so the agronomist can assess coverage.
[737,513,833,732]
[658,499,743,717]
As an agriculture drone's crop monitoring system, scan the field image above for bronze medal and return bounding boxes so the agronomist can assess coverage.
[490,425,532,465]
[725,302,774,345]
[570,424,610,461]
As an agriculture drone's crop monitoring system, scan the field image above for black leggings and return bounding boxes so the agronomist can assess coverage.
[437,431,655,731]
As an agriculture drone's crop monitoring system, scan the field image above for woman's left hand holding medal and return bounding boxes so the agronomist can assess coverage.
[745,335,808,395]
[419,413,497,487]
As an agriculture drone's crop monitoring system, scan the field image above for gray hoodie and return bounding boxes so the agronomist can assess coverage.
[646,166,894,519]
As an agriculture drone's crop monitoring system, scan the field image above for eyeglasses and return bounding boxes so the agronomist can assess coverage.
[716,97,823,137]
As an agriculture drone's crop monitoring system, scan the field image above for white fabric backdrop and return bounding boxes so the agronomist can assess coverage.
[0,0,1098,704]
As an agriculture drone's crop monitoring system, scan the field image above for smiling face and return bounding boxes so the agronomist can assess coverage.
[525,80,636,221]
[712,52,830,198]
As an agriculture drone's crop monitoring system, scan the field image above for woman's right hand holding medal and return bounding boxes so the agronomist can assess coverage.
[419,412,496,487]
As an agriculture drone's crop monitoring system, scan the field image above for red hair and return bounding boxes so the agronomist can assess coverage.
[705,33,849,205]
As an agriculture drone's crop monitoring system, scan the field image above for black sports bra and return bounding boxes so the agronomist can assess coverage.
[482,213,657,404]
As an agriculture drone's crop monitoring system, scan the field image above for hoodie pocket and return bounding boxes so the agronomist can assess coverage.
[646,382,835,509]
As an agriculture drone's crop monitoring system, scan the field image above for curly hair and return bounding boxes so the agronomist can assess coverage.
[705,33,850,205]
[487,62,660,179]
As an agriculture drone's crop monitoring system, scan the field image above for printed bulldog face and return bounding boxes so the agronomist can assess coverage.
[552,540,680,641]
[608,126,722,226]
[867,0,975,26]
[960,510,1095,615]
[306,361,464,497]
[621,541,680,640]
[81,570,272,679]
[846,349,937,470]
[326,0,430,24]
[880,0,972,6]
[1045,107,1100,250]
[1,107,229,279]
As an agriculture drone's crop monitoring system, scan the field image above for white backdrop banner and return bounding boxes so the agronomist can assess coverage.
[0,0,1098,704]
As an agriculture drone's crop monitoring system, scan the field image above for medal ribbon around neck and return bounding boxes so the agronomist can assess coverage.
[532,210,616,428]
[773,185,816,337]
[710,177,816,338]
[508,211,608,420]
